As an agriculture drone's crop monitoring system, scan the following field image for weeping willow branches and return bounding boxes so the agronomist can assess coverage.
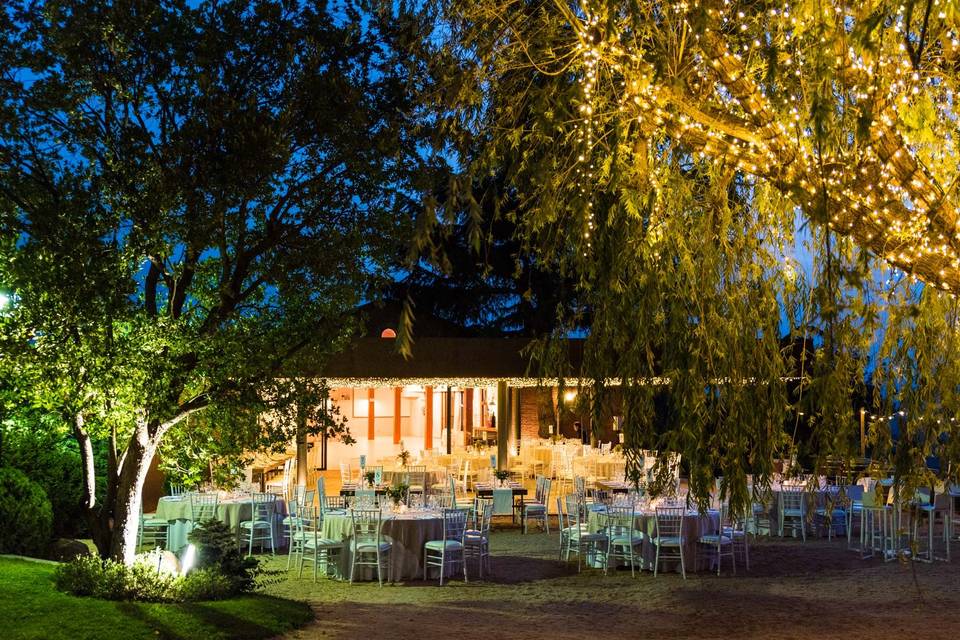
[412,0,960,512]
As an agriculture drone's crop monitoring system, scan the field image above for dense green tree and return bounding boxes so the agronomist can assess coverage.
[0,0,419,562]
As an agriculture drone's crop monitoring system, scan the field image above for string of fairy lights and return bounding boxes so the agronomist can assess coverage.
[566,0,960,290]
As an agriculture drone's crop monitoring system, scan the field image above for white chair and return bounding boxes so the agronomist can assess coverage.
[296,504,343,581]
[189,492,219,522]
[240,492,278,555]
[138,507,169,550]
[652,506,686,579]
[602,505,643,576]
[424,508,468,585]
[698,505,735,575]
[350,508,392,586]
[406,465,427,496]
[724,504,751,571]
[464,498,493,579]
[523,476,552,534]
[167,484,185,497]
[778,488,806,541]
[339,462,354,488]
[284,489,315,569]
[559,495,606,572]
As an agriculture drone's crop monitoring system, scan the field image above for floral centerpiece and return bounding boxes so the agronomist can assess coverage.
[386,483,409,507]
[364,470,377,488]
[397,441,411,468]
[494,469,511,487]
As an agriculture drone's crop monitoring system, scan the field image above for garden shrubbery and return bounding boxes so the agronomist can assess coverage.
[55,519,264,602]
[0,467,54,557]
[1,414,96,538]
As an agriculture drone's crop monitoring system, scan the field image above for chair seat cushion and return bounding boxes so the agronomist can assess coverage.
[572,532,608,543]
[610,535,644,546]
[425,539,464,551]
[654,535,683,546]
[141,518,168,527]
[355,541,392,552]
[782,508,803,516]
[240,521,273,529]
[524,504,546,513]
[698,534,732,545]
[303,538,342,549]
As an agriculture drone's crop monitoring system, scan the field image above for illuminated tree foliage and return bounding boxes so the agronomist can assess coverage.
[413,0,960,510]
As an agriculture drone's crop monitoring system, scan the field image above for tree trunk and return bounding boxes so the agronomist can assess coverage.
[108,416,159,565]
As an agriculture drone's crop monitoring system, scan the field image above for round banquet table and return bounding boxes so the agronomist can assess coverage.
[322,510,445,582]
[153,495,287,552]
[380,468,444,489]
[586,506,719,573]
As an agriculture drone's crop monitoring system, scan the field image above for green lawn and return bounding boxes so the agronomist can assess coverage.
[0,557,314,640]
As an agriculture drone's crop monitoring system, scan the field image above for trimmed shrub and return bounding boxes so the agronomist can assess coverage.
[55,555,244,602]
[188,518,260,593]
[0,467,54,557]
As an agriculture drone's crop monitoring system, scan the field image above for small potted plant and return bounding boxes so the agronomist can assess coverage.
[364,470,377,488]
[494,469,511,488]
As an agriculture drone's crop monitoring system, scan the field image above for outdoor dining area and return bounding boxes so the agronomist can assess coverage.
[137,436,960,586]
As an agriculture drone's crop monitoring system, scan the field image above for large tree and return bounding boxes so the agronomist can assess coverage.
[412,0,960,509]
[0,0,418,563]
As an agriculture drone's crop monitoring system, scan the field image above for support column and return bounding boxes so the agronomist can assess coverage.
[445,386,453,454]
[464,388,474,446]
[367,388,375,441]
[496,381,509,471]
[425,386,434,450]
[393,387,402,445]
[512,387,521,455]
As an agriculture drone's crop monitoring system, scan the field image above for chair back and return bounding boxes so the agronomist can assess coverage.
[780,487,805,513]
[441,508,468,545]
[592,489,611,506]
[565,494,585,530]
[292,484,306,506]
[190,492,219,522]
[556,496,567,531]
[406,465,427,489]
[574,476,586,500]
[447,474,457,500]
[459,460,471,488]
[350,508,383,548]
[168,484,185,497]
[340,462,353,486]
[474,498,493,537]
[317,477,327,510]
[654,506,685,539]
[321,495,348,520]
[250,492,277,522]
[302,489,316,511]
[604,505,635,539]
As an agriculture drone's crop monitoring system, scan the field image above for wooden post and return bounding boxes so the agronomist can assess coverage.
[496,381,509,471]
[367,388,375,441]
[464,388,474,446]
[425,386,434,450]
[393,387,402,445]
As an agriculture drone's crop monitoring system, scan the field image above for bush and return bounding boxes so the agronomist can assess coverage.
[55,556,240,602]
[1,416,92,537]
[188,518,261,594]
[0,467,54,557]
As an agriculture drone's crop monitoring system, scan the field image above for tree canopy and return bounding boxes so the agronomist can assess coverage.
[0,0,419,561]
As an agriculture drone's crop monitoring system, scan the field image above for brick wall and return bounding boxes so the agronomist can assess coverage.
[520,388,549,440]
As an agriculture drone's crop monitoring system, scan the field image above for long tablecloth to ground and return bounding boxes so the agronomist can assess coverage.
[321,511,445,582]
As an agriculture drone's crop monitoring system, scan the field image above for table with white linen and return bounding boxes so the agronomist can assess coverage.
[586,505,719,573]
[321,509,445,581]
[153,494,287,552]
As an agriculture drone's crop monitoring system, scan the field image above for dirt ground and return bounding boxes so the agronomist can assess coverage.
[263,522,960,640]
